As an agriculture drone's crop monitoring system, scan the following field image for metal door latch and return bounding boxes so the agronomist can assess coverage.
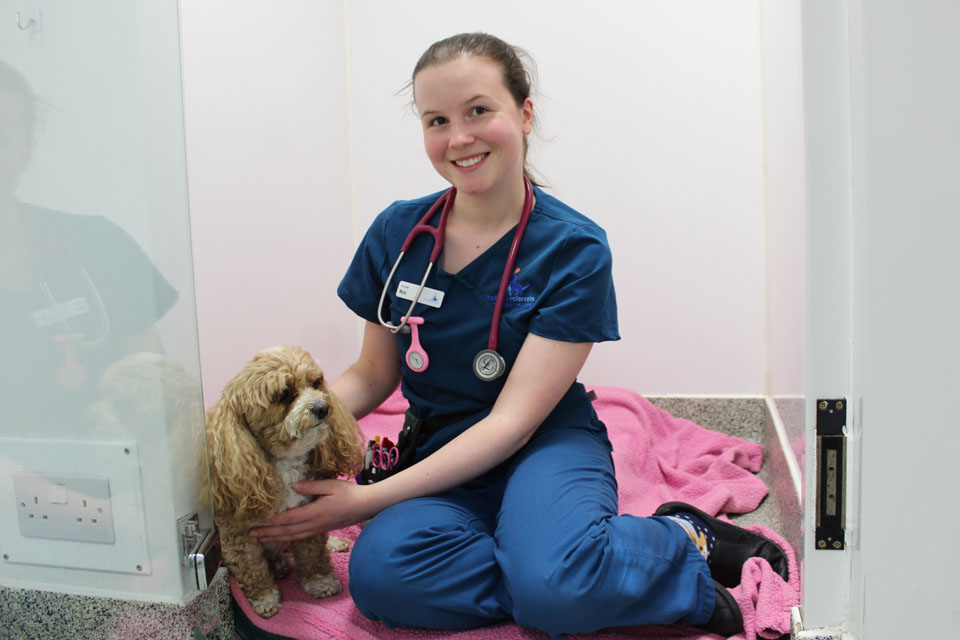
[816,399,846,550]
[178,513,220,589]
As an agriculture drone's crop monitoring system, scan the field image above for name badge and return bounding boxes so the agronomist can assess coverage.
[396,281,444,309]
[33,297,91,328]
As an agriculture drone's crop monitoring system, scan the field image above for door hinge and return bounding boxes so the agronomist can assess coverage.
[816,399,846,550]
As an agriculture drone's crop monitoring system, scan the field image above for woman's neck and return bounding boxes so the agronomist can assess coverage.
[449,176,528,232]
[438,176,533,274]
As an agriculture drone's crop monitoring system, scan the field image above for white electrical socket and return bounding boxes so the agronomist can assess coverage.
[14,473,116,544]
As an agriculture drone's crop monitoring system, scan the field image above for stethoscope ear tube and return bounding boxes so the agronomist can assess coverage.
[376,178,533,381]
[485,177,534,354]
[377,188,454,335]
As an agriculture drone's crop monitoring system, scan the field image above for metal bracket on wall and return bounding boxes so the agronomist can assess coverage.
[816,398,846,550]
[178,513,219,590]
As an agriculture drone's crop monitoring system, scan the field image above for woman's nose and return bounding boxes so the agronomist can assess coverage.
[448,123,475,148]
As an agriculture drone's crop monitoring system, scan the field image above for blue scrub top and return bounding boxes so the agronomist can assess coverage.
[338,186,619,436]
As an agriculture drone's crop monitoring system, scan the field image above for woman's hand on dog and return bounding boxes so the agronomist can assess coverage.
[248,479,375,542]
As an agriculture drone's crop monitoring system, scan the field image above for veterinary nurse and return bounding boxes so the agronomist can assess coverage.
[251,33,787,638]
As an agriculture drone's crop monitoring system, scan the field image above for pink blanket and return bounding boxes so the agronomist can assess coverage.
[232,387,799,639]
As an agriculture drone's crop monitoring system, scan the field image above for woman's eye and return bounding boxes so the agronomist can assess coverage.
[470,106,488,116]
[428,116,447,127]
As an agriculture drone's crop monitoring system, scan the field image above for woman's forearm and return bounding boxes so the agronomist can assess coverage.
[363,410,530,512]
[330,321,401,420]
[362,335,593,516]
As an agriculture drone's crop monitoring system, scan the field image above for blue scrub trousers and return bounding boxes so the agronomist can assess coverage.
[349,425,715,639]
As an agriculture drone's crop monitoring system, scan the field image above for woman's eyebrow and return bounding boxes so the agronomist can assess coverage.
[420,94,492,118]
[462,93,491,106]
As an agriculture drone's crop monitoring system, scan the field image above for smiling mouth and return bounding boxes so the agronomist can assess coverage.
[453,153,488,168]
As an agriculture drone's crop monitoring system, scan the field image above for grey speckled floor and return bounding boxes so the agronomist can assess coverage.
[648,397,802,556]
[0,567,233,640]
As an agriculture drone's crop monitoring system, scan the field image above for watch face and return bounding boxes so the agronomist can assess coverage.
[407,351,424,371]
[473,349,505,381]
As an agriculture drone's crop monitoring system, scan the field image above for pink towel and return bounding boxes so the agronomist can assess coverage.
[231,387,798,639]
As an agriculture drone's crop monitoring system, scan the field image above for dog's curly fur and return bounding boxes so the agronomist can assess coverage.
[205,345,363,618]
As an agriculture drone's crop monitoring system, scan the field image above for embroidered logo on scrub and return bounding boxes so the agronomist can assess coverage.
[486,268,534,309]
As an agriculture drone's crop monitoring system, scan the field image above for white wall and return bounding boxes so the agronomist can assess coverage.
[183,0,800,404]
[761,0,805,398]
[180,1,359,403]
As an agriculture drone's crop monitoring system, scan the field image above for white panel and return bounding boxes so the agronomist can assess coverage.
[854,0,960,637]
[1,439,150,575]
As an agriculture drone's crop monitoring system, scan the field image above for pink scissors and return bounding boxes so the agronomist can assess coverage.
[371,438,400,471]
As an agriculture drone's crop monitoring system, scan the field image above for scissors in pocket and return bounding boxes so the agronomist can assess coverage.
[370,437,400,471]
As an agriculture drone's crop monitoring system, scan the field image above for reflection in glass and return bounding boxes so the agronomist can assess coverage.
[1,60,186,437]
[1,59,208,587]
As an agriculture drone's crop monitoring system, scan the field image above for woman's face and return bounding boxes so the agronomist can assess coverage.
[0,88,30,199]
[413,56,533,200]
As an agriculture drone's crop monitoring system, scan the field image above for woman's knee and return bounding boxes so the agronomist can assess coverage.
[349,497,497,623]
[503,566,589,635]
[497,526,616,635]
[348,517,399,617]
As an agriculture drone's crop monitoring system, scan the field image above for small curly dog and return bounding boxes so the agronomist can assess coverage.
[205,345,363,618]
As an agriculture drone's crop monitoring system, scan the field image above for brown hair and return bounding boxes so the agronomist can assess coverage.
[410,32,543,186]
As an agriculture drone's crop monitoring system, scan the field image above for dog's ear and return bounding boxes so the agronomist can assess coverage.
[205,397,282,521]
[312,390,364,478]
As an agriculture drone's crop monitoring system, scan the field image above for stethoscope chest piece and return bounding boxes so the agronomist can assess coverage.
[473,349,506,382]
[382,177,534,383]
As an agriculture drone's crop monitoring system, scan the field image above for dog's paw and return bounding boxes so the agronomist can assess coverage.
[249,587,282,618]
[326,536,350,552]
[301,572,341,599]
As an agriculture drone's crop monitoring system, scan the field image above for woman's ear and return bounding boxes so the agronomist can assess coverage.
[521,97,534,136]
[205,397,281,522]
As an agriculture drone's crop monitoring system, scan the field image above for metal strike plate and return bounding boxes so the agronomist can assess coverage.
[816,399,846,550]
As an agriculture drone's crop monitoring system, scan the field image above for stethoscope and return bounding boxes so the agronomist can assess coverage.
[33,218,111,389]
[377,177,534,381]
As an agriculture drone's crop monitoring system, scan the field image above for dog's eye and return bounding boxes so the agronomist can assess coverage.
[277,388,295,405]
[311,377,323,390]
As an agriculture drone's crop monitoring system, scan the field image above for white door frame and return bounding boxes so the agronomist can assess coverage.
[800,0,862,634]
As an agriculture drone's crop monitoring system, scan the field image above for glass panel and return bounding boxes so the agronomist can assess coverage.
[1,1,209,602]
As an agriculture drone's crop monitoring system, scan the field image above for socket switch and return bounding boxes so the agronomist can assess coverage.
[14,473,116,544]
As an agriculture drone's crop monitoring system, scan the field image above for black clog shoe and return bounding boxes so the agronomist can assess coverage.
[695,579,744,637]
[654,501,790,588]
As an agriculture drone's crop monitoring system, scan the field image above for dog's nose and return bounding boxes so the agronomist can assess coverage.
[311,401,329,420]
